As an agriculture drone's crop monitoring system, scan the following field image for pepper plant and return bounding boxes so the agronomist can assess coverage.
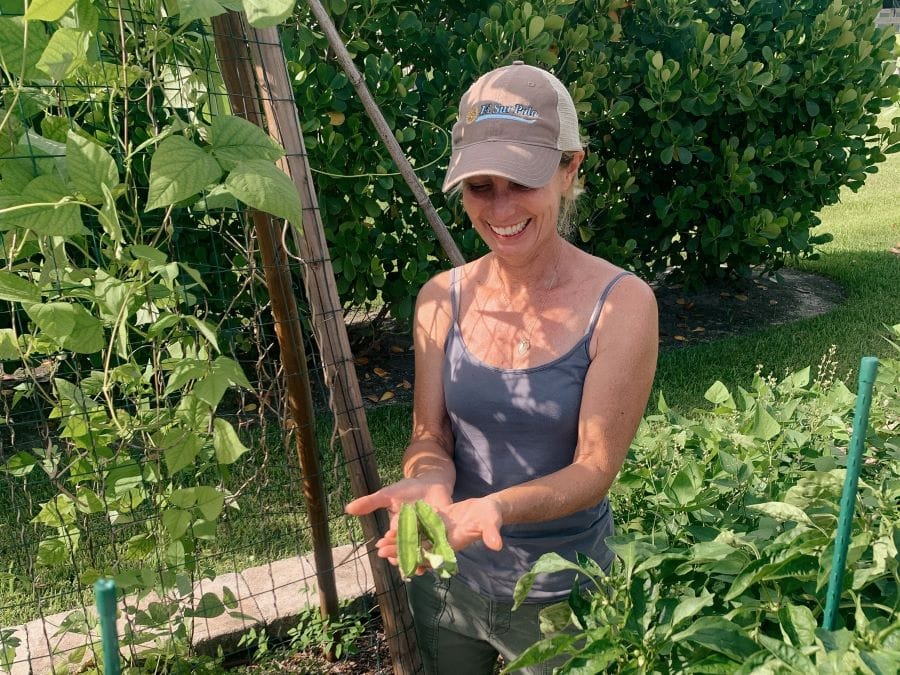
[506,332,900,672]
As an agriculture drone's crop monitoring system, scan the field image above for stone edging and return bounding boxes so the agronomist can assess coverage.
[5,544,375,675]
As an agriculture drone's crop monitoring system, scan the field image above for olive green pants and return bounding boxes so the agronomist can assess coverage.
[407,572,572,675]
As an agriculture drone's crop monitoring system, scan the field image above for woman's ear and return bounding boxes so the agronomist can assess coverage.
[563,150,585,189]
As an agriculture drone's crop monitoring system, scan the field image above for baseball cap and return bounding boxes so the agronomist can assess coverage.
[442,61,582,193]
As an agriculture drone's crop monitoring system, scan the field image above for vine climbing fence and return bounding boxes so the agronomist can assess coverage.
[0,1,422,672]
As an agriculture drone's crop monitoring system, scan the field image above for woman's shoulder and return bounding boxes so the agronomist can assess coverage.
[418,258,486,300]
[574,251,656,311]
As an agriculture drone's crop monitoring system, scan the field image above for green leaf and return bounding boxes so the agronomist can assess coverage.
[99,183,125,246]
[36,27,89,81]
[145,136,222,211]
[747,501,814,526]
[67,130,119,203]
[177,0,229,25]
[538,601,571,634]
[671,616,759,662]
[667,464,701,506]
[1,176,85,236]
[2,451,37,476]
[0,271,40,304]
[670,590,715,630]
[168,488,198,509]
[704,381,735,409]
[225,159,302,228]
[25,302,104,353]
[184,316,220,353]
[37,536,69,566]
[503,633,578,673]
[125,533,156,560]
[194,486,225,521]
[749,404,781,440]
[757,633,815,671]
[32,494,76,527]
[24,0,76,21]
[240,0,295,28]
[213,418,249,464]
[778,604,817,647]
[526,16,544,41]
[158,429,205,475]
[0,18,48,81]
[210,116,284,168]
[162,508,192,540]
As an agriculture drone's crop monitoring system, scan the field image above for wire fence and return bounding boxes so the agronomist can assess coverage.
[0,2,402,672]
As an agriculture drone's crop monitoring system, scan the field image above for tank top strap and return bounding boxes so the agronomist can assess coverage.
[449,266,462,324]
[583,271,633,338]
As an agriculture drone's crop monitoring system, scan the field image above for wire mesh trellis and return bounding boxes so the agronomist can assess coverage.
[0,1,415,672]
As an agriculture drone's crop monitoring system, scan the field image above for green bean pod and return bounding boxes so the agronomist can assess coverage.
[414,500,458,577]
[397,502,420,579]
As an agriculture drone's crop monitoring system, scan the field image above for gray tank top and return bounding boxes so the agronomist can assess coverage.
[443,267,631,601]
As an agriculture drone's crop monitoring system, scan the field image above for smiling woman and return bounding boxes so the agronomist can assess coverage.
[345,63,658,674]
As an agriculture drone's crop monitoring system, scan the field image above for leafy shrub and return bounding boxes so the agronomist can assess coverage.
[505,330,900,672]
[288,0,899,321]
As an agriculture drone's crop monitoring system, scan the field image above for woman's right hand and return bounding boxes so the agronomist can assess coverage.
[344,477,452,565]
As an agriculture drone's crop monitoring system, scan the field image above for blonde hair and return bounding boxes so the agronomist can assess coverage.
[557,151,584,239]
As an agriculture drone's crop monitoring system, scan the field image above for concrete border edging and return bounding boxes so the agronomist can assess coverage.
[5,544,375,674]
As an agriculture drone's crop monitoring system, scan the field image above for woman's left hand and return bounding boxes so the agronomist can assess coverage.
[442,497,504,552]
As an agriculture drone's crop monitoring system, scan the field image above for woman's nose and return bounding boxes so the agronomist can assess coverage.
[487,189,516,222]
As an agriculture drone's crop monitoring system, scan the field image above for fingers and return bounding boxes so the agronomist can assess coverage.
[482,525,503,551]
[344,491,389,516]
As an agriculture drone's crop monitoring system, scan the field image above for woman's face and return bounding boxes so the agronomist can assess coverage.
[460,154,582,259]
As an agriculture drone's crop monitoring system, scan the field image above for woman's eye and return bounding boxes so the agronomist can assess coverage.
[510,182,534,192]
[465,183,490,193]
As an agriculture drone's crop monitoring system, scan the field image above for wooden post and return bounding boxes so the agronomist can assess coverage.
[211,13,340,628]
[235,16,422,675]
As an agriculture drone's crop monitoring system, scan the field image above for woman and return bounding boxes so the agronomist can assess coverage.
[346,62,658,673]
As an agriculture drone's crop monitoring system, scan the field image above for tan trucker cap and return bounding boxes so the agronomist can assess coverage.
[442,61,582,193]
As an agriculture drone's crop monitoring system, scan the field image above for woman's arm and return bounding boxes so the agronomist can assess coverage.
[344,272,457,530]
[442,274,658,549]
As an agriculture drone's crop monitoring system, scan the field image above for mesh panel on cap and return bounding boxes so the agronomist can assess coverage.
[543,71,582,151]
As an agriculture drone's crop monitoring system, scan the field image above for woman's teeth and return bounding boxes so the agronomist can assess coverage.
[491,219,529,237]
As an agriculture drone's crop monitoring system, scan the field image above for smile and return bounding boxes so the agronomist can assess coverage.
[490,219,530,237]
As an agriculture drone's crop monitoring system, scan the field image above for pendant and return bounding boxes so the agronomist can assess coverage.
[517,338,531,355]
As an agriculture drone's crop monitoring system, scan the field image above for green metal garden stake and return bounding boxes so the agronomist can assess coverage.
[822,356,879,631]
[94,578,121,675]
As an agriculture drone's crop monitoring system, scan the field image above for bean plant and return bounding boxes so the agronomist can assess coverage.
[0,0,306,667]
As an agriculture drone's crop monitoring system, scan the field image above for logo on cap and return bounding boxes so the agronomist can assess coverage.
[467,102,539,125]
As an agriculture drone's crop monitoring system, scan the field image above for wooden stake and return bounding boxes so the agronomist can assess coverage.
[305,0,465,268]
[211,11,340,634]
[238,17,422,675]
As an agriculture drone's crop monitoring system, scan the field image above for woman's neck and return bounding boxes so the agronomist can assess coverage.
[491,238,567,295]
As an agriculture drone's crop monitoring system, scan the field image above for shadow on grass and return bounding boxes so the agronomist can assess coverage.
[653,248,899,410]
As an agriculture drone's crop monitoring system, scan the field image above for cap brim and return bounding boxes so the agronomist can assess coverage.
[442,142,562,192]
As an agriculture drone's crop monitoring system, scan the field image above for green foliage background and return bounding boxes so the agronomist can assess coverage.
[288,0,899,322]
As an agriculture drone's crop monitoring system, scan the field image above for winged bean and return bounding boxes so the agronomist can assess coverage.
[415,500,457,577]
[397,502,419,579]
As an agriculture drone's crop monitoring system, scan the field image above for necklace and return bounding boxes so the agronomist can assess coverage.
[493,252,562,356]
